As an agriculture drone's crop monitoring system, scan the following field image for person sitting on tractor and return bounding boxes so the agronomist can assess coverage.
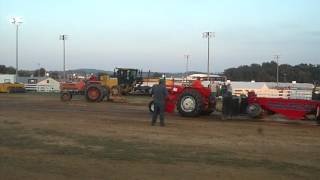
[88,74,98,81]
[151,79,168,127]
[192,78,203,88]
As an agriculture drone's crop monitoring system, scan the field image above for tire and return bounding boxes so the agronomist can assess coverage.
[148,88,153,95]
[201,94,216,115]
[100,87,110,102]
[85,84,104,102]
[60,92,72,101]
[148,100,155,113]
[177,89,204,117]
[247,103,262,118]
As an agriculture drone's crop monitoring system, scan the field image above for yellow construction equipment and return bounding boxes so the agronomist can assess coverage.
[99,75,119,95]
[0,83,25,93]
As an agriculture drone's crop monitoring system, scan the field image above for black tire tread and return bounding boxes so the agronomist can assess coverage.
[148,100,154,113]
[247,103,262,118]
[85,84,104,102]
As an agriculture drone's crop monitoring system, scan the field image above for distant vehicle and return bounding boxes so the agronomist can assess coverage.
[113,68,143,95]
[60,68,144,102]
[0,83,25,93]
[188,74,227,82]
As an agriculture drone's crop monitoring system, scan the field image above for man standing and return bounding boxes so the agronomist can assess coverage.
[151,79,168,126]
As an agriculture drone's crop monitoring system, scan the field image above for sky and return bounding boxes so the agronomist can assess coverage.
[0,0,319,73]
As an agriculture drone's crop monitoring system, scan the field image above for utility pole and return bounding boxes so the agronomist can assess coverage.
[274,55,280,86]
[202,32,215,80]
[184,54,190,80]
[10,17,23,83]
[59,35,68,81]
[38,63,41,77]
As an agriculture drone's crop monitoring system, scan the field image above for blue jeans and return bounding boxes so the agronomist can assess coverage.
[152,102,165,125]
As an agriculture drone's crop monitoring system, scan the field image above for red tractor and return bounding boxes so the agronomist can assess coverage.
[149,80,216,117]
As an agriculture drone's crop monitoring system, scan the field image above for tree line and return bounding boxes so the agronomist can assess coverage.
[2,62,320,83]
[224,61,320,83]
[0,65,48,77]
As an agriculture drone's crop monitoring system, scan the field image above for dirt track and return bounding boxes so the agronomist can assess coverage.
[0,93,320,180]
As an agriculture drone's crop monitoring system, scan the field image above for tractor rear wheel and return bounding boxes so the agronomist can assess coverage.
[201,94,216,115]
[60,92,72,101]
[148,100,155,113]
[177,89,203,117]
[85,84,104,102]
[100,87,110,102]
[247,103,262,118]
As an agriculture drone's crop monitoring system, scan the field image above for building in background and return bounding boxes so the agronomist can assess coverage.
[36,77,60,92]
[17,76,60,92]
[0,74,15,83]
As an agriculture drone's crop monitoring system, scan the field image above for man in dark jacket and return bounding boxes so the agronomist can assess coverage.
[151,79,168,126]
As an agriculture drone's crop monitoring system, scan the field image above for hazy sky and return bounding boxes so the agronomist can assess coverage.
[0,0,319,72]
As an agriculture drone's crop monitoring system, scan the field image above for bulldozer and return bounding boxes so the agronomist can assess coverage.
[60,68,142,102]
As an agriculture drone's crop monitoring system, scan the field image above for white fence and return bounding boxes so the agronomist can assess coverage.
[233,88,312,100]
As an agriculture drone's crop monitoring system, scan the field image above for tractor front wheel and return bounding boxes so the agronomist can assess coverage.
[85,84,103,102]
[177,89,203,117]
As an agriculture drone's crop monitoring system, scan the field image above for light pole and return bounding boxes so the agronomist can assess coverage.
[37,63,41,77]
[10,17,23,83]
[184,54,190,80]
[274,55,280,86]
[59,34,68,81]
[202,32,215,80]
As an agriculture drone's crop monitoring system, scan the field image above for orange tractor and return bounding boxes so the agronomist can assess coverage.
[60,75,114,102]
[60,68,142,102]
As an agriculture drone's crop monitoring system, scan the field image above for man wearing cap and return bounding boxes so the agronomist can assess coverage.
[151,79,168,126]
